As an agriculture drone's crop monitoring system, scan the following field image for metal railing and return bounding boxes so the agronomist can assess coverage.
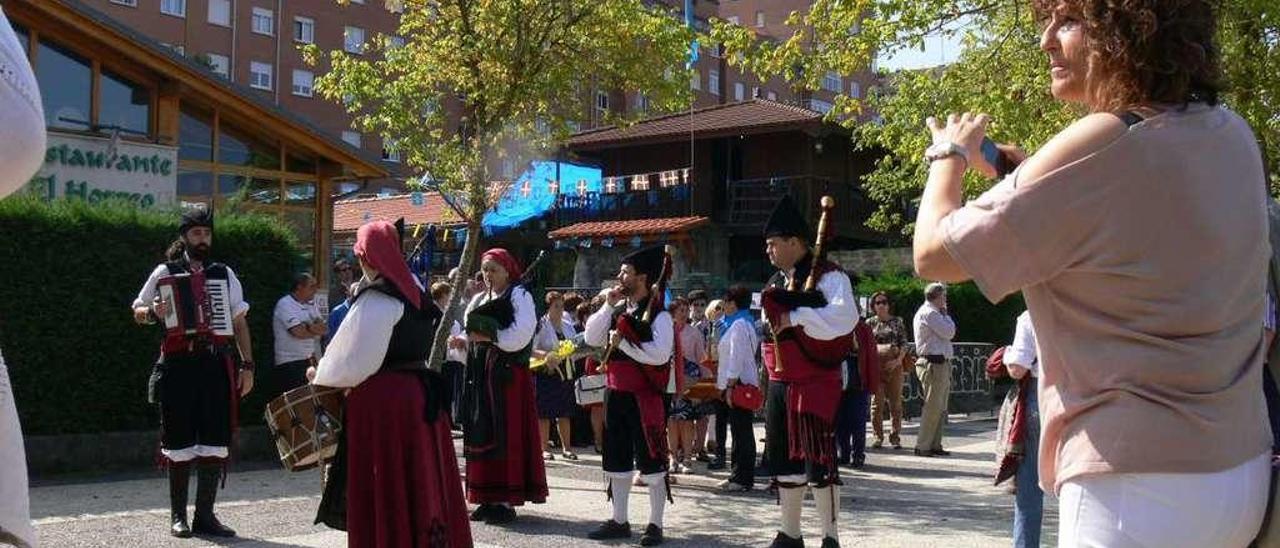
[723,175,837,228]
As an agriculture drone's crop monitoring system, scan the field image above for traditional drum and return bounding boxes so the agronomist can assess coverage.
[264,384,344,472]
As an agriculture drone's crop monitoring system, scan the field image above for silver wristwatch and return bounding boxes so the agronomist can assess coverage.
[924,141,970,165]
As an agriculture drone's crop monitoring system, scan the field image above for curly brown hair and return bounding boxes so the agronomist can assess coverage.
[1032,0,1223,111]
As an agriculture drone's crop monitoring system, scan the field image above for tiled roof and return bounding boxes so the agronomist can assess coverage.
[333,193,464,233]
[548,216,709,240]
[566,99,825,150]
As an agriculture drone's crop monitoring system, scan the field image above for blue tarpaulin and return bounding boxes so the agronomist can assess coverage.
[481,161,602,235]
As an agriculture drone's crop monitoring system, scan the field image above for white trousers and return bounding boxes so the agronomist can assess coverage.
[0,350,33,547]
[1058,452,1270,548]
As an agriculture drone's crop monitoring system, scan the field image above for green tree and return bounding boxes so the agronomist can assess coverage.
[304,0,695,367]
[713,0,1279,235]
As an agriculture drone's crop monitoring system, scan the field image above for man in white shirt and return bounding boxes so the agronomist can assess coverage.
[715,286,759,492]
[1005,311,1042,548]
[272,273,326,397]
[912,282,957,457]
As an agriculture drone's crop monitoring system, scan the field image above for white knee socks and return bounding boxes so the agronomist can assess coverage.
[642,471,667,528]
[814,485,840,541]
[607,471,632,524]
[779,485,805,538]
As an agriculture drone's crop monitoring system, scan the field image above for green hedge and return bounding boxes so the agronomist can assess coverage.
[855,271,1025,346]
[0,196,306,435]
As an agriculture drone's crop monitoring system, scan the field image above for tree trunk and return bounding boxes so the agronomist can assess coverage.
[426,217,484,371]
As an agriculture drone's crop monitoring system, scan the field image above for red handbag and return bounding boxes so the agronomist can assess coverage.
[729,383,764,412]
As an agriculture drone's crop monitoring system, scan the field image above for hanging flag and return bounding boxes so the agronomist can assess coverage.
[685,0,699,69]
[630,235,643,248]
[602,237,614,248]
[411,191,424,206]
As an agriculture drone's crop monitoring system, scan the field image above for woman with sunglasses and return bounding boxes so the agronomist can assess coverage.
[866,292,908,450]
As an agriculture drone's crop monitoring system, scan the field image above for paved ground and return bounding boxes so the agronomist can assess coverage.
[31,414,1056,547]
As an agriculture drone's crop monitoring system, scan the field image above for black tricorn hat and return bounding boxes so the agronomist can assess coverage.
[178,205,213,234]
[622,245,665,283]
[763,195,812,242]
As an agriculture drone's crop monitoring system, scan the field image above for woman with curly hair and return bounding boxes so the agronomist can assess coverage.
[913,0,1271,545]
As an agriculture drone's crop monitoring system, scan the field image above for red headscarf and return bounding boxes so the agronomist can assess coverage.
[480,248,523,284]
[354,221,422,310]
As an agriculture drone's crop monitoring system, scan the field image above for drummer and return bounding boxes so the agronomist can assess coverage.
[667,298,710,475]
[308,220,472,548]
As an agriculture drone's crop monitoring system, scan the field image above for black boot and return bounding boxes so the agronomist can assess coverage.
[168,462,192,538]
[191,463,236,537]
[769,531,805,548]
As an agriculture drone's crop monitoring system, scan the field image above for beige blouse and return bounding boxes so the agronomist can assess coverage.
[941,105,1271,492]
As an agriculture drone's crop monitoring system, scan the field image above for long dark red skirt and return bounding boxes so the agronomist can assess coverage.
[346,371,472,548]
[464,365,548,505]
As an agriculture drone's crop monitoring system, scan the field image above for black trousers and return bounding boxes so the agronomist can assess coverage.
[602,389,666,475]
[271,358,311,399]
[156,349,233,458]
[717,402,757,485]
[765,380,836,485]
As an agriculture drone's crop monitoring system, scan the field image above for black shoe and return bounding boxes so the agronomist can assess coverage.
[587,519,632,540]
[707,460,727,471]
[769,531,805,548]
[168,463,192,538]
[913,449,935,458]
[639,523,664,546]
[931,449,952,457]
[469,504,492,522]
[820,537,840,548]
[191,464,235,537]
[694,451,711,463]
[484,505,517,525]
[851,457,866,470]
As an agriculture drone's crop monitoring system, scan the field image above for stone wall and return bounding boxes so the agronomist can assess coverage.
[829,247,913,275]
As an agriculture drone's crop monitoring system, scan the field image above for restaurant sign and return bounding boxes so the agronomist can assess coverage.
[26,132,177,208]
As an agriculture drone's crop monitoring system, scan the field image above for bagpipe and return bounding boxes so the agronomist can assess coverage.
[761,196,853,370]
[465,250,548,338]
[600,246,674,371]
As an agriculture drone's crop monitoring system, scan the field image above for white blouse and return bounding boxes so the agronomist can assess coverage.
[313,289,403,388]
[533,315,578,353]
[464,285,537,353]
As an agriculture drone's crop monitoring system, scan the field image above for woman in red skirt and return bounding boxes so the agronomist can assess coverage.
[453,248,546,524]
[312,220,472,547]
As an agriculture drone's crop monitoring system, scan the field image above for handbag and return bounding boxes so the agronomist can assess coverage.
[574,373,606,406]
[876,343,901,362]
[728,383,763,412]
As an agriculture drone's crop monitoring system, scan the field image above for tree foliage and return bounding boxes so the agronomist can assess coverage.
[713,0,1279,235]
[304,0,696,366]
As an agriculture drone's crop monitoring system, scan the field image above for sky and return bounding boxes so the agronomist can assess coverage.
[878,29,966,71]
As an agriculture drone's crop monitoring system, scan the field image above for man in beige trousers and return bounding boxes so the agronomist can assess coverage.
[913,283,955,457]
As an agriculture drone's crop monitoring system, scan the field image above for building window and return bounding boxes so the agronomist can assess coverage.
[252,8,274,36]
[342,131,362,148]
[344,26,365,54]
[767,90,778,101]
[709,69,720,95]
[810,99,833,114]
[292,69,314,97]
[388,36,406,49]
[161,0,186,17]
[381,138,401,162]
[850,81,861,98]
[294,17,315,44]
[822,72,842,93]
[755,11,765,27]
[727,15,740,25]
[100,69,152,136]
[250,61,273,91]
[635,93,650,114]
[110,0,138,7]
[733,82,744,101]
[690,69,701,91]
[751,86,761,98]
[36,40,92,130]
[595,90,609,119]
[207,0,230,26]
[206,53,230,78]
